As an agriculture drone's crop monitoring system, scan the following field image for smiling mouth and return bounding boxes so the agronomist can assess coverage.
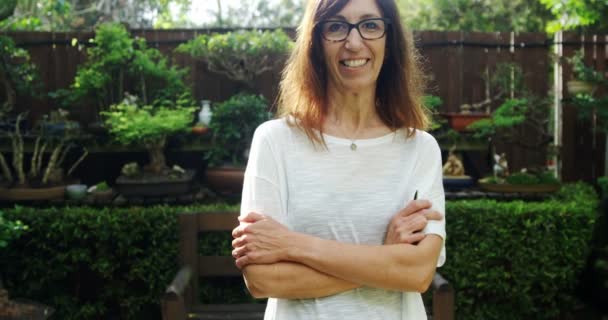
[340,59,369,68]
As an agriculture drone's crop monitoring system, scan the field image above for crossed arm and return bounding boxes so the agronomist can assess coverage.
[232,200,444,299]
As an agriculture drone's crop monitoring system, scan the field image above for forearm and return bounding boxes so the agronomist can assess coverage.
[243,262,360,299]
[288,234,443,292]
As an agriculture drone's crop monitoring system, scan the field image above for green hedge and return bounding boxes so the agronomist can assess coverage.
[0,183,600,319]
[0,203,238,320]
[441,182,598,319]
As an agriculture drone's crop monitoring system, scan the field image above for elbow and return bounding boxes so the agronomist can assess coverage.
[415,267,437,293]
[242,266,272,298]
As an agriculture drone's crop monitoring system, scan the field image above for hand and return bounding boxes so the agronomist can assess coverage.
[231,212,292,269]
[384,199,443,245]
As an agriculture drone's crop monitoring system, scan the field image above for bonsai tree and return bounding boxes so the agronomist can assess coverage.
[176,29,293,87]
[206,93,272,167]
[102,93,195,174]
[57,23,190,117]
[467,63,557,185]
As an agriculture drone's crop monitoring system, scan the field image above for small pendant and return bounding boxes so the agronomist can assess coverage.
[350,142,357,151]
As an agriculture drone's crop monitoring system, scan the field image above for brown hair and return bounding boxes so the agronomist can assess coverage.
[276,0,429,146]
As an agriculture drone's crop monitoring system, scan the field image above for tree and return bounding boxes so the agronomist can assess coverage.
[541,0,608,33]
[397,0,553,32]
[206,0,304,28]
[0,0,191,31]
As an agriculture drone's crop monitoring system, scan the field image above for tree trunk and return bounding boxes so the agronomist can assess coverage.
[0,67,16,112]
[145,137,166,174]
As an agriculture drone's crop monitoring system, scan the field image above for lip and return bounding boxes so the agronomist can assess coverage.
[339,58,370,68]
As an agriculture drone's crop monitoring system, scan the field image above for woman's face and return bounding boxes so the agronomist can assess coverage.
[320,0,386,94]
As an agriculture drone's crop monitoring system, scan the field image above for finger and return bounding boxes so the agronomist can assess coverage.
[422,210,443,221]
[238,212,264,223]
[410,232,426,244]
[232,223,248,238]
[231,234,250,248]
[232,244,249,258]
[399,200,432,217]
[235,255,249,269]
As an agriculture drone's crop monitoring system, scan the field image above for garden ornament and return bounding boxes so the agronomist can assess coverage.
[443,147,466,176]
[493,153,509,179]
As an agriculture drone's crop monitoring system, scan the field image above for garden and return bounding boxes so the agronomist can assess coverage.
[1,0,608,319]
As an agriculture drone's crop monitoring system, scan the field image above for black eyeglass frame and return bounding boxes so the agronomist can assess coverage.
[318,18,392,42]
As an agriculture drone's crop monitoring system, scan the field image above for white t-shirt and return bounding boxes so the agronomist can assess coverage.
[241,118,446,320]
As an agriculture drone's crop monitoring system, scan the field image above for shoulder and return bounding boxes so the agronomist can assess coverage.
[402,129,440,148]
[253,118,294,145]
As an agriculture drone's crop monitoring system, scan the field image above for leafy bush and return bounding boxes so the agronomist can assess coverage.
[102,94,195,173]
[206,94,273,167]
[0,210,27,249]
[0,203,238,320]
[61,23,190,113]
[442,182,598,319]
[568,50,606,84]
[176,29,293,84]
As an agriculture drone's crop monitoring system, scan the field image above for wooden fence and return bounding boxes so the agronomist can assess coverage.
[3,29,606,182]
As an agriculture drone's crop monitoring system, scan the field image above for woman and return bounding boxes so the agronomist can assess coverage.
[231,0,445,319]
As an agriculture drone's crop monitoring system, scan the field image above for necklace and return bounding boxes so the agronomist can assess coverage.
[335,122,360,151]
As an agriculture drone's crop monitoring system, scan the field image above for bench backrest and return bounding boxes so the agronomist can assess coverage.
[178,212,241,307]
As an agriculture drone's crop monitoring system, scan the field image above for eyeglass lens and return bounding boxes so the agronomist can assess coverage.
[321,19,387,41]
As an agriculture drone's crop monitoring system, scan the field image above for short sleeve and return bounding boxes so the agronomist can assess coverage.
[413,132,446,267]
[240,123,287,225]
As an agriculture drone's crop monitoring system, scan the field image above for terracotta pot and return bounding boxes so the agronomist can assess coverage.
[567,80,596,95]
[442,113,490,132]
[205,166,245,196]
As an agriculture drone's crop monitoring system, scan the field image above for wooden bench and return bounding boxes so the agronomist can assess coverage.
[161,212,454,320]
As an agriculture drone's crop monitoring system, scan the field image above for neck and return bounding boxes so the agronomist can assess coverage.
[325,84,380,134]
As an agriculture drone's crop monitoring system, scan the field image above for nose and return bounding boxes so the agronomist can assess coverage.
[344,27,363,51]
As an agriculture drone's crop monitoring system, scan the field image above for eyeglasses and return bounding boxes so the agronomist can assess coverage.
[318,18,390,42]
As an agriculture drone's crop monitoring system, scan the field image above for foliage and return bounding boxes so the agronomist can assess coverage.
[94,181,110,192]
[61,23,190,114]
[504,171,559,185]
[206,94,272,167]
[541,0,608,33]
[443,182,597,319]
[467,63,554,170]
[598,177,608,198]
[0,210,26,249]
[176,29,293,84]
[568,50,608,134]
[396,0,553,32]
[0,0,192,31]
[102,96,195,147]
[201,0,304,28]
[0,203,239,320]
[0,35,41,113]
[568,50,606,84]
[468,98,528,138]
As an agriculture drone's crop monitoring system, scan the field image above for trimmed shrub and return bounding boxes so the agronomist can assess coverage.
[441,182,598,319]
[0,203,238,320]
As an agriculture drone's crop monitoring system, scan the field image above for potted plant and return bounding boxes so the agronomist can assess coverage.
[469,96,560,192]
[204,94,272,195]
[566,50,605,95]
[102,93,197,197]
[176,29,293,87]
[55,23,190,129]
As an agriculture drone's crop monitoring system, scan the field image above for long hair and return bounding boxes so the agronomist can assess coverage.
[276,0,429,147]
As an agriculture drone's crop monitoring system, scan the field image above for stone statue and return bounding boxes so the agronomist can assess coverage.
[493,153,509,179]
[443,147,466,177]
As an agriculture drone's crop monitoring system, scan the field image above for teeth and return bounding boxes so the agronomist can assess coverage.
[342,59,367,67]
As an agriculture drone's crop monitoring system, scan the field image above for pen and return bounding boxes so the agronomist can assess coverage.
[413,190,418,200]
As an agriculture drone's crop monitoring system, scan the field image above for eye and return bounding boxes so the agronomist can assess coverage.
[361,20,380,30]
[325,22,347,33]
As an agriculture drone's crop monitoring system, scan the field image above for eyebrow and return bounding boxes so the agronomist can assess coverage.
[330,13,382,21]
